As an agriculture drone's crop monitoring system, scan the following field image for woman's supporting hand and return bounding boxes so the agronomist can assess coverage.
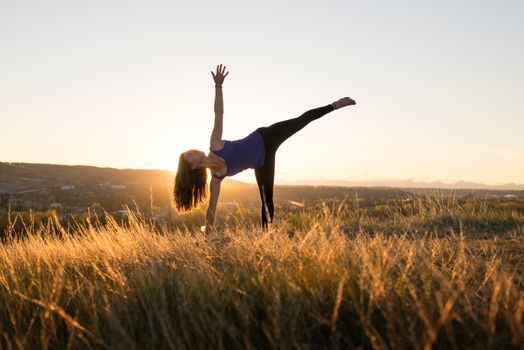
[211,64,229,87]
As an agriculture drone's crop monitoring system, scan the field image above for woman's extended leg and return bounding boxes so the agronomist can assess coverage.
[256,104,334,154]
[254,104,335,228]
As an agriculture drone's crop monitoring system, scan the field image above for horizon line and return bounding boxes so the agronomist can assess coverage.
[2,160,523,191]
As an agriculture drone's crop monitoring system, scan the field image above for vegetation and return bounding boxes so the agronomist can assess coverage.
[1,195,523,349]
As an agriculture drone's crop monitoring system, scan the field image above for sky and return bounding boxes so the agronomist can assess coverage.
[1,0,523,185]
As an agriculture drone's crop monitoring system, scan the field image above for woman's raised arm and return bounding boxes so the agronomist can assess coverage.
[210,64,229,150]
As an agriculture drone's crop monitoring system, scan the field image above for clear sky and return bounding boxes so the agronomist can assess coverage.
[1,0,523,185]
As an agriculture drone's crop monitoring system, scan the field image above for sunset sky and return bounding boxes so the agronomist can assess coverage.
[1,0,523,185]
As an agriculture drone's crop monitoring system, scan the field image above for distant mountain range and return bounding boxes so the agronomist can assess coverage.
[281,179,524,191]
[1,161,523,192]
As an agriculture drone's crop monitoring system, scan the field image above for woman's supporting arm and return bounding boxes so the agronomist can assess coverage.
[205,177,221,231]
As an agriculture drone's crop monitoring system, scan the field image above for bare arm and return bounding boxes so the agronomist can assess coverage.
[214,84,224,114]
[205,177,221,231]
[210,87,224,150]
[210,64,229,150]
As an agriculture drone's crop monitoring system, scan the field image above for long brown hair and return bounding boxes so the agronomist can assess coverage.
[173,154,208,212]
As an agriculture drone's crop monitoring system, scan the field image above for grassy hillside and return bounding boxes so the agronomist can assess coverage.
[1,198,523,349]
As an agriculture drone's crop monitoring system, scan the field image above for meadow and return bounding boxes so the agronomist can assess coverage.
[1,193,523,349]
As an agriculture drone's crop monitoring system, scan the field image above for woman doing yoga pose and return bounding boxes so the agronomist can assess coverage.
[174,64,356,231]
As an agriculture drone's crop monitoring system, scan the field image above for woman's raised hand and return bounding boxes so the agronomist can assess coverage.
[211,64,229,87]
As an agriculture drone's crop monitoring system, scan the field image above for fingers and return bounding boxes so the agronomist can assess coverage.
[212,64,229,82]
[214,64,228,74]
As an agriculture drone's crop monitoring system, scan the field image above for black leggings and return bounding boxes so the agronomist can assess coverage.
[254,104,335,228]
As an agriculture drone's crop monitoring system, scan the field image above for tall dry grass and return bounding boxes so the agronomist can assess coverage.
[1,199,523,349]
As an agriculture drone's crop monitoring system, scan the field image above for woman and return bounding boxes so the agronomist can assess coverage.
[174,64,356,231]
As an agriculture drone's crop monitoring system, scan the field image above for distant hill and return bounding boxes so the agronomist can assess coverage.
[0,162,173,193]
[0,162,259,202]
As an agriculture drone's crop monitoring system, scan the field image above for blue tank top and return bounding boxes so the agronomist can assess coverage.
[210,131,265,179]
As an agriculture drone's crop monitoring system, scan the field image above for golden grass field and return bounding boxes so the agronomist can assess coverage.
[1,195,524,349]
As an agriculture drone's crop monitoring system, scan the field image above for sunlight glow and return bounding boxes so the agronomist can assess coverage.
[1,1,523,185]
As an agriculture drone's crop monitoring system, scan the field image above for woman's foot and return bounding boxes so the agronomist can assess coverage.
[332,97,356,110]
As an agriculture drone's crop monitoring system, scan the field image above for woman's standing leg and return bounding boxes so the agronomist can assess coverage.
[255,153,275,229]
